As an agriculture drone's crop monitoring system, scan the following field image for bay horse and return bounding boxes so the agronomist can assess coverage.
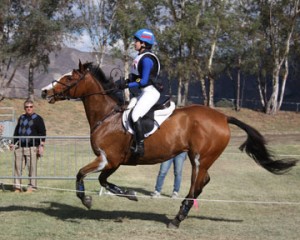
[41,61,298,228]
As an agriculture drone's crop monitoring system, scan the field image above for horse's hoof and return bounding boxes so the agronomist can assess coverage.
[125,190,138,201]
[167,219,180,229]
[82,195,92,209]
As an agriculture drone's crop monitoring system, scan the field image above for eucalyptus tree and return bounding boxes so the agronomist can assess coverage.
[212,0,299,114]
[0,0,83,100]
[194,0,239,107]
[221,0,261,111]
[0,0,22,100]
[231,0,300,114]
[155,0,205,106]
[77,0,117,67]
[256,0,300,114]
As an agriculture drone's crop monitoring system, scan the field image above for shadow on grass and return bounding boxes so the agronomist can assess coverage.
[0,202,169,224]
[0,201,242,225]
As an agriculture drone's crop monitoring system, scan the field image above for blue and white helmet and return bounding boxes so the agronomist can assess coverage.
[134,29,156,45]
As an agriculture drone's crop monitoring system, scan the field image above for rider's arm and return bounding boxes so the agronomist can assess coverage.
[128,57,154,88]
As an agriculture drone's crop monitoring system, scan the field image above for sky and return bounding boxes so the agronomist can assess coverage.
[64,31,94,52]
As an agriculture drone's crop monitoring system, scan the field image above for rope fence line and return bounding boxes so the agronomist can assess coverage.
[1,181,300,206]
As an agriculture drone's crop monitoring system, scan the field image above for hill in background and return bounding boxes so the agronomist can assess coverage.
[4,48,123,99]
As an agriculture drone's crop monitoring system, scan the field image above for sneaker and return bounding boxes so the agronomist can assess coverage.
[171,191,179,199]
[150,190,161,198]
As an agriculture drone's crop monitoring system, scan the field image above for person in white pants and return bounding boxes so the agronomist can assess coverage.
[117,28,161,157]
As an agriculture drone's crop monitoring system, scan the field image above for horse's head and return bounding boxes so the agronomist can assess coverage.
[41,60,90,103]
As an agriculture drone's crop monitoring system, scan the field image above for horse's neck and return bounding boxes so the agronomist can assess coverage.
[82,94,116,130]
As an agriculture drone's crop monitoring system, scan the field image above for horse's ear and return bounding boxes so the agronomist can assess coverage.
[78,60,84,72]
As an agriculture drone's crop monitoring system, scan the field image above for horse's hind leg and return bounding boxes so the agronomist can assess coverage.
[168,169,210,229]
[99,169,138,201]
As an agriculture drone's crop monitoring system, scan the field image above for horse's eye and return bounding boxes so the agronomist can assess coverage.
[67,76,72,81]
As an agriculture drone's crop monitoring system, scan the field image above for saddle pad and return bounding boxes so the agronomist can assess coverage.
[122,98,176,137]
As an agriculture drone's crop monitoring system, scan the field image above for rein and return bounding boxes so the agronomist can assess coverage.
[90,105,123,134]
[80,88,117,98]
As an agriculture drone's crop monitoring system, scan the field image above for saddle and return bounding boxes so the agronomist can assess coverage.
[122,97,176,137]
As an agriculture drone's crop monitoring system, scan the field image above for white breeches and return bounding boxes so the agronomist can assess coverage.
[131,85,160,122]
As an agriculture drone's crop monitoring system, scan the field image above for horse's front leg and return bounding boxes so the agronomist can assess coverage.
[76,155,106,209]
[76,174,92,209]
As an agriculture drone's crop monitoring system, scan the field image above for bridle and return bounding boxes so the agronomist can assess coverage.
[48,69,116,100]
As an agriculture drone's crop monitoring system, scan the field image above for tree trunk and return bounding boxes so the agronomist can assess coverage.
[235,56,241,111]
[124,43,130,102]
[266,66,280,114]
[257,74,267,111]
[208,74,215,108]
[278,58,288,111]
[182,80,189,106]
[28,62,35,101]
[206,23,218,108]
[0,58,19,100]
[177,75,183,106]
[199,77,208,105]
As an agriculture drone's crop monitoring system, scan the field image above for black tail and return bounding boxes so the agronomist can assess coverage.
[228,117,298,175]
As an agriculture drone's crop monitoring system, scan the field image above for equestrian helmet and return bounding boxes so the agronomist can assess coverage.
[134,29,156,45]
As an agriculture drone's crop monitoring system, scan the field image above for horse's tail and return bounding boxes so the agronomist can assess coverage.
[227,116,298,175]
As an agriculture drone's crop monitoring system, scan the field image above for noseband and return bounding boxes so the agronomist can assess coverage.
[47,70,86,100]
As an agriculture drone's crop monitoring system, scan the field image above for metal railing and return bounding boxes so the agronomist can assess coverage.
[0,107,16,137]
[0,136,96,180]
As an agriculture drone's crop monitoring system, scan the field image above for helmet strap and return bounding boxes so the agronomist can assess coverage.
[138,42,146,52]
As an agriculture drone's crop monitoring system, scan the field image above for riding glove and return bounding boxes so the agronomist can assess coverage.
[117,82,128,90]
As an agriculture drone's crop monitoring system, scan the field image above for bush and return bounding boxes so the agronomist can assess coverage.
[215,98,234,108]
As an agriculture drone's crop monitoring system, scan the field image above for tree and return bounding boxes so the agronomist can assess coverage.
[257,0,299,114]
[78,0,117,67]
[0,0,83,100]
[156,0,204,106]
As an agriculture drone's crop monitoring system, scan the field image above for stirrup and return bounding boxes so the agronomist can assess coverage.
[132,142,144,157]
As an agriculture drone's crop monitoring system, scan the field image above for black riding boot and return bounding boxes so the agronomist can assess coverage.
[132,118,144,157]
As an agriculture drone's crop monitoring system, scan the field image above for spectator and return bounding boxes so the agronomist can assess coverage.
[10,100,46,193]
[151,152,187,198]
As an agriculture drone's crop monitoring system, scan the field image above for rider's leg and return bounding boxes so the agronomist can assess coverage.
[132,117,144,156]
[131,86,160,156]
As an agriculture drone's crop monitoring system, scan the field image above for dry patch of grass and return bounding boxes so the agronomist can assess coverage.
[1,98,300,137]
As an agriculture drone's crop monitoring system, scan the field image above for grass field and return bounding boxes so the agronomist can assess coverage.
[1,143,300,240]
[1,99,300,239]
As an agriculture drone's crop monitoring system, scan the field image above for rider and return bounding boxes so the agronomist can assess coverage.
[117,28,161,157]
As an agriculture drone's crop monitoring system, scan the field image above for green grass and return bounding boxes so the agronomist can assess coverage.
[1,143,300,240]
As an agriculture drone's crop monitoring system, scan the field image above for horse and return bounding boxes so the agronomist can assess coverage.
[41,60,298,228]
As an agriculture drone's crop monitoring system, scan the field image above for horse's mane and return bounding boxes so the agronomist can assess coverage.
[82,62,123,104]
